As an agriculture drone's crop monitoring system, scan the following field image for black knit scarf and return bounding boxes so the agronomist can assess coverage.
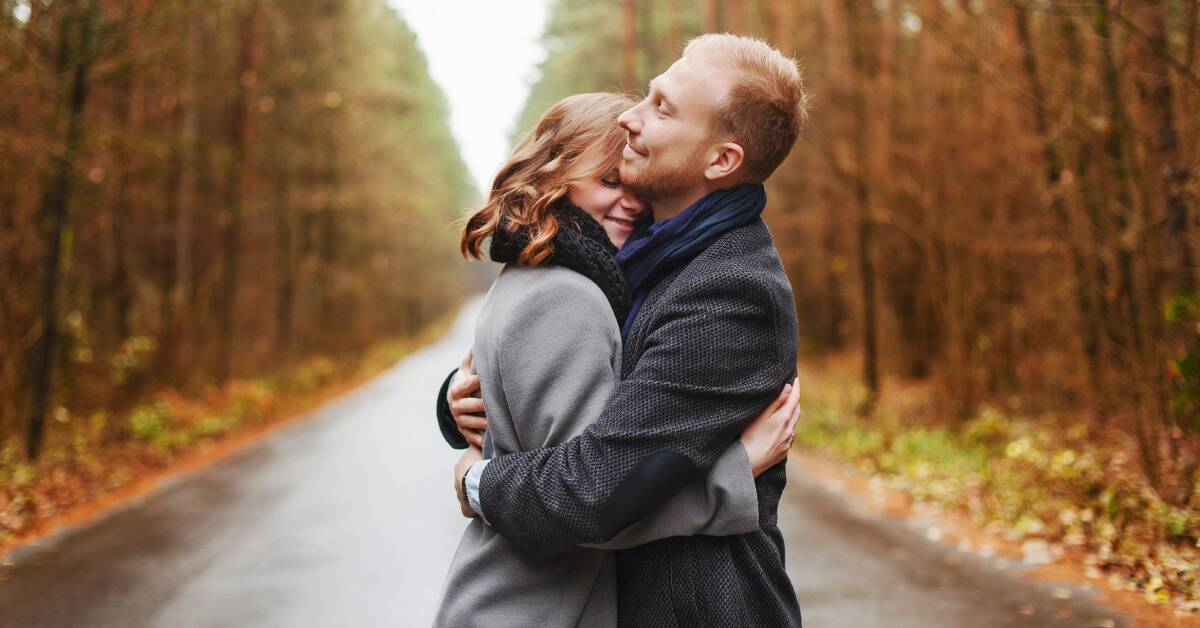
[489,202,631,323]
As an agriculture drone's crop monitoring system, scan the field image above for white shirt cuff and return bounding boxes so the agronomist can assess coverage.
[465,459,490,523]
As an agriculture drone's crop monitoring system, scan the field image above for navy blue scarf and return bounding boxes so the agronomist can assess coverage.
[615,183,767,339]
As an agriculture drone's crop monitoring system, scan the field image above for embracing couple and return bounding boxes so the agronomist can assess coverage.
[431,34,809,627]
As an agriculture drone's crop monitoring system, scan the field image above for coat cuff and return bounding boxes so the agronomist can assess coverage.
[436,367,469,449]
[466,459,490,524]
[709,441,760,532]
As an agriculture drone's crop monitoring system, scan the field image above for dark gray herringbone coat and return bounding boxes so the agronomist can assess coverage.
[476,218,802,627]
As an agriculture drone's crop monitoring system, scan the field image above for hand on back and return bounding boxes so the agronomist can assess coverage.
[739,377,801,477]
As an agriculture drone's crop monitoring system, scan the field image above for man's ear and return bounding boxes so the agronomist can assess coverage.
[704,142,745,182]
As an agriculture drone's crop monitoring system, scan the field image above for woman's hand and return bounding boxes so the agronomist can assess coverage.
[448,349,487,447]
[739,377,801,477]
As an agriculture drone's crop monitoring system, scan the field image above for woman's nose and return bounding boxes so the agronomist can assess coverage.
[620,191,646,213]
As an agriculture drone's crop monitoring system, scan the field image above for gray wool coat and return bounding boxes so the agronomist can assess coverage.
[433,265,759,628]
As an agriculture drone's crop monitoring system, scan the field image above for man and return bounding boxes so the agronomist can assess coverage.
[440,34,808,625]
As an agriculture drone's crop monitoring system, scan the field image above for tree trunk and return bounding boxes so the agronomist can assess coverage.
[1130,0,1199,506]
[665,0,680,55]
[822,218,846,350]
[1012,3,1106,409]
[1185,0,1197,71]
[621,0,637,92]
[169,12,201,386]
[274,173,295,359]
[157,95,184,380]
[1096,0,1169,497]
[318,190,338,337]
[215,1,262,384]
[28,1,97,459]
[638,0,656,81]
[706,0,722,33]
[726,0,745,33]
[1130,0,1193,292]
[105,71,134,350]
[762,0,795,55]
[843,0,880,413]
[1095,1,1146,366]
[1059,14,1117,418]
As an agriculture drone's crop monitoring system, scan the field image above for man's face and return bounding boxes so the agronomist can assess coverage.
[617,54,734,203]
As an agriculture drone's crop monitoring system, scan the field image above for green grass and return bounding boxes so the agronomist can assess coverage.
[794,372,1200,611]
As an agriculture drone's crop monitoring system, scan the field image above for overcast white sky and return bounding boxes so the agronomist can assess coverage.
[390,0,551,193]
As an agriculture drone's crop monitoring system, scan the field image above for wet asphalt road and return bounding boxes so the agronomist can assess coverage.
[0,299,1128,628]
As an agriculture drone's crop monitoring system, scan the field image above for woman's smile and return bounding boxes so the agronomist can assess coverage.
[604,214,636,235]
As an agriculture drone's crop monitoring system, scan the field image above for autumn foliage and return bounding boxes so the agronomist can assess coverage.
[0,0,474,460]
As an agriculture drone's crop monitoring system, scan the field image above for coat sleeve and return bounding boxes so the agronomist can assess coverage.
[496,277,760,549]
[479,273,794,550]
[435,367,469,450]
[580,440,758,550]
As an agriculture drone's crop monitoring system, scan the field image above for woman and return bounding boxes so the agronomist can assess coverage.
[434,93,800,627]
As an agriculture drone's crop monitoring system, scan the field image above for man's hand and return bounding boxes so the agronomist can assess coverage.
[454,444,484,518]
[739,377,801,477]
[448,349,487,447]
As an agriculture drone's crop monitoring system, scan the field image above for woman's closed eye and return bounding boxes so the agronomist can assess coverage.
[600,168,622,189]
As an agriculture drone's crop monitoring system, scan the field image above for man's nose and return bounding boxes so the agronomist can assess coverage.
[618,107,639,134]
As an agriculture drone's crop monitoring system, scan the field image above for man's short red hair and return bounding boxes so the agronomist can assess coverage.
[684,34,810,182]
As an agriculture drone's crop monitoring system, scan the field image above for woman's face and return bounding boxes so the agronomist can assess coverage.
[567,162,647,249]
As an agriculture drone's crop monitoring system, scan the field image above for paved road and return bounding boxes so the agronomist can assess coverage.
[0,300,1127,627]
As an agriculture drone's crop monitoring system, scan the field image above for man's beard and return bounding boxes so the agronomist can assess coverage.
[620,149,705,202]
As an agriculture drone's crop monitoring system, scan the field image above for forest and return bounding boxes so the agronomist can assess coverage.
[0,0,473,458]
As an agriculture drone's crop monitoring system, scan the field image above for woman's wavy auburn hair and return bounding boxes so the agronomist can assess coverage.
[461,92,635,266]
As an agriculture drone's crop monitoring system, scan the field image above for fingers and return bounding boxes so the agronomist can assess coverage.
[769,379,798,417]
[787,404,801,434]
[465,429,484,448]
[775,379,800,451]
[773,383,792,408]
[451,396,486,416]
[459,348,474,372]
[451,373,480,396]
[781,377,800,418]
[755,384,792,424]
[457,413,487,432]
[784,381,802,446]
[761,380,797,425]
[450,373,481,401]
